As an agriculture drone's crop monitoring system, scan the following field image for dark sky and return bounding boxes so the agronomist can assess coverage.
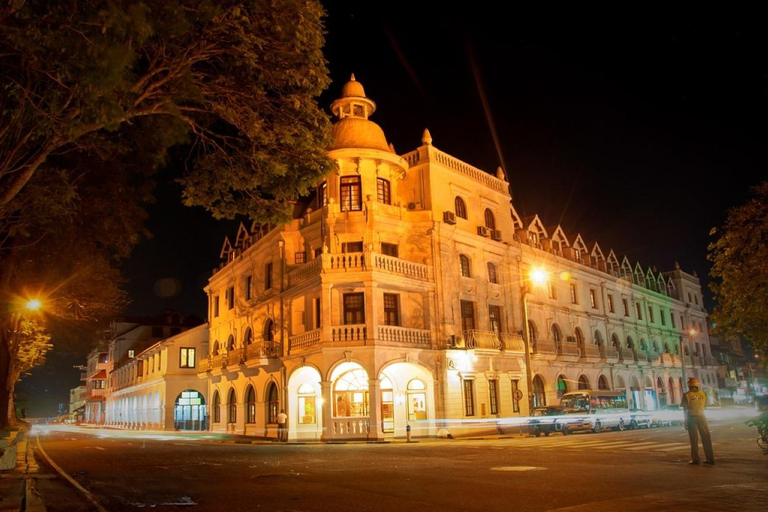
[18,3,766,416]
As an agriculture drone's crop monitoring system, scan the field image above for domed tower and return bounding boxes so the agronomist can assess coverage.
[321,75,409,253]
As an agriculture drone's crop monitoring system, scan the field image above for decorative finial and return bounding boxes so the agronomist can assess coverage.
[350,73,356,81]
[388,142,396,153]
[422,128,432,145]
[674,261,680,270]
[496,166,506,181]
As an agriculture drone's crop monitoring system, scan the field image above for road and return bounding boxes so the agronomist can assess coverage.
[26,411,768,512]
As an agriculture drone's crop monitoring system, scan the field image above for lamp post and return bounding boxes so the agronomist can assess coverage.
[681,328,697,394]
[520,267,548,414]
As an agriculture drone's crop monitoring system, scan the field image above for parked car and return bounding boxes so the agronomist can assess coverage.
[629,411,652,429]
[529,406,564,437]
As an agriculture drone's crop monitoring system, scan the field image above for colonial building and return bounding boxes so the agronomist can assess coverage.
[83,345,108,425]
[102,311,205,430]
[201,75,718,441]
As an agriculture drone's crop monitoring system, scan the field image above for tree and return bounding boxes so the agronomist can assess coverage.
[708,181,768,362]
[0,0,334,428]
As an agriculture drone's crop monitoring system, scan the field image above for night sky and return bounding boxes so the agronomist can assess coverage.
[17,3,766,416]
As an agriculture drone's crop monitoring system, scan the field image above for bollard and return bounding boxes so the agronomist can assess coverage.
[406,424,411,443]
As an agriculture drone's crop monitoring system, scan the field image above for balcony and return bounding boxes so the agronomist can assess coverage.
[287,251,431,289]
[618,347,635,363]
[500,333,525,353]
[600,346,619,363]
[635,351,649,365]
[331,324,367,342]
[378,326,431,346]
[531,340,556,356]
[288,329,321,354]
[580,344,601,361]
[462,330,503,351]
[555,342,581,361]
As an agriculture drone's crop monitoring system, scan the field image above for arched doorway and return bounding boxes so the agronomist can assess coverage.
[174,390,207,431]
[578,375,590,390]
[532,375,546,407]
[556,375,568,398]
[598,375,609,390]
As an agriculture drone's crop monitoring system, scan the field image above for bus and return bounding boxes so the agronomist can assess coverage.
[559,390,630,433]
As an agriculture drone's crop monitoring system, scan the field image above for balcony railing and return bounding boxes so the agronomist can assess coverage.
[378,326,431,345]
[500,333,525,353]
[580,344,601,359]
[619,347,635,362]
[332,325,367,342]
[556,342,581,358]
[288,329,322,352]
[531,341,556,355]
[463,330,503,351]
[600,346,619,361]
[328,253,365,271]
[287,257,322,287]
[371,253,429,280]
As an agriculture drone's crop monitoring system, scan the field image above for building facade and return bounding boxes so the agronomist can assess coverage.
[199,76,718,441]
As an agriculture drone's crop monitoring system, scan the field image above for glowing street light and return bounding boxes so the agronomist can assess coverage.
[25,299,42,312]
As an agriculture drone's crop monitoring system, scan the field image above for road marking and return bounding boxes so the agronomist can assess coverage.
[491,466,546,472]
[625,442,686,451]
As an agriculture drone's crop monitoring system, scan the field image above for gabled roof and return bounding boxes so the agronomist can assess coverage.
[510,205,523,230]
[548,226,569,245]
[219,237,233,259]
[522,215,547,237]
[570,234,587,253]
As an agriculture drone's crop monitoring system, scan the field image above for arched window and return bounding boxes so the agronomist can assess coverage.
[407,379,427,421]
[652,340,659,352]
[556,375,568,398]
[640,339,647,351]
[245,386,256,424]
[528,320,538,342]
[551,324,562,343]
[227,334,235,351]
[575,327,585,346]
[597,375,609,390]
[264,319,274,342]
[611,334,620,348]
[244,327,253,345]
[578,375,589,390]
[459,255,471,277]
[487,262,498,284]
[626,336,634,349]
[266,382,279,424]
[334,368,370,417]
[227,389,237,424]
[594,330,603,346]
[484,209,496,230]
[212,391,221,423]
[532,375,546,407]
[455,197,467,219]
[212,341,220,356]
[664,342,670,354]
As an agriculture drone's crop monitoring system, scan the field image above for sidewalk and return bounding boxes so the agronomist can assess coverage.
[0,425,44,512]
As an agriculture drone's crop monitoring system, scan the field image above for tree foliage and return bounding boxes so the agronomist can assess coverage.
[708,181,768,360]
[0,0,335,427]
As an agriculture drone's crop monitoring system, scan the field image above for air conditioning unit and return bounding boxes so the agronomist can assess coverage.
[491,229,502,241]
[477,226,490,237]
[443,211,456,225]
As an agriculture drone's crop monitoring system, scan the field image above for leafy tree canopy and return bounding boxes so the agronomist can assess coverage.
[708,181,768,361]
[0,0,335,427]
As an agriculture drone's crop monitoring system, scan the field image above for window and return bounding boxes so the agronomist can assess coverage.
[459,254,471,277]
[487,262,498,284]
[213,296,220,317]
[343,293,365,324]
[589,289,597,309]
[608,294,615,313]
[226,334,235,351]
[212,392,221,423]
[635,302,642,320]
[551,324,562,343]
[532,375,546,407]
[463,379,475,416]
[342,241,363,253]
[227,389,237,424]
[334,369,370,417]
[484,209,496,230]
[660,309,666,326]
[245,275,252,300]
[622,299,629,317]
[227,285,235,309]
[570,283,578,304]
[128,349,135,358]
[455,196,467,219]
[460,300,475,332]
[377,178,391,204]
[246,387,256,424]
[295,252,306,264]
[265,262,273,290]
[244,328,253,345]
[267,383,279,424]
[511,379,521,413]
[549,281,557,300]
[180,348,196,368]
[313,298,321,329]
[340,176,362,211]
[489,379,499,415]
[648,306,654,323]
[670,312,676,328]
[489,305,502,333]
[317,182,327,208]
[383,293,400,326]
[381,243,398,257]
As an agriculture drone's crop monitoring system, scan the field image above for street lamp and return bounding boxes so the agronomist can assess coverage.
[520,266,549,414]
[680,328,697,394]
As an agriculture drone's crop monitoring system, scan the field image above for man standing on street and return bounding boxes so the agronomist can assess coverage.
[680,377,715,465]
[277,409,288,442]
